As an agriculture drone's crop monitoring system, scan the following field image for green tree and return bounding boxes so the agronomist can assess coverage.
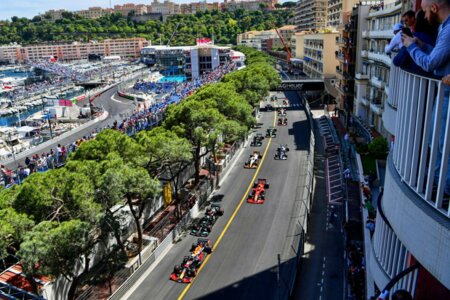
[164,100,226,184]
[19,220,92,299]
[137,128,192,217]
[0,208,34,257]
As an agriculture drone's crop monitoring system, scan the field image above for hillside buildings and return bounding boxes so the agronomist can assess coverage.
[42,0,278,21]
[0,38,149,63]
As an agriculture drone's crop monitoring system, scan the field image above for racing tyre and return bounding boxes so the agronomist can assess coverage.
[204,246,212,254]
[173,265,181,275]
[264,183,270,189]
[218,208,224,216]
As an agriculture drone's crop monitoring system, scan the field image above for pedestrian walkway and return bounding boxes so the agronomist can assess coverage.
[292,116,344,300]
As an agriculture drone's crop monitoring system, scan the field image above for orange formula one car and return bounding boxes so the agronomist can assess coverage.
[170,239,212,283]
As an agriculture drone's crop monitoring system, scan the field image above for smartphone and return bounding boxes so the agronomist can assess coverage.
[402,27,413,37]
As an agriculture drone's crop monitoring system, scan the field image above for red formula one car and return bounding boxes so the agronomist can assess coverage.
[170,239,212,283]
[247,178,270,204]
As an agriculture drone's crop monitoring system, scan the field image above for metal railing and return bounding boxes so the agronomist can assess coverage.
[392,67,450,217]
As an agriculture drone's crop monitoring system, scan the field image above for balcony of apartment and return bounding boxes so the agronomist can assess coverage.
[381,66,450,288]
[335,51,345,63]
[368,29,394,39]
[361,50,368,58]
[356,72,370,80]
[367,1,402,18]
[369,96,383,115]
[368,51,391,66]
[370,76,386,89]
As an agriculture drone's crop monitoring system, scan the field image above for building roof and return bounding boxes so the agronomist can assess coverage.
[278,25,297,31]
[0,263,51,297]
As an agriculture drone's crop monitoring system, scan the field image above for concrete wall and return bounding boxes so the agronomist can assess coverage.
[383,158,450,288]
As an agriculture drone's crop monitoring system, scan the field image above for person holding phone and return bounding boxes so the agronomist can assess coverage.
[384,23,404,54]
[393,10,437,74]
[402,0,450,197]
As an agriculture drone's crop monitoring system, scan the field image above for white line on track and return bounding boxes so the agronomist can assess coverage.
[111,94,133,104]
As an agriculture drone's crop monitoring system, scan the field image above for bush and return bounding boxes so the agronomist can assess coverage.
[368,137,388,159]
[356,143,369,154]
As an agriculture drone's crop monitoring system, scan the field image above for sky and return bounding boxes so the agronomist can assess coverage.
[0,0,188,21]
[0,0,289,21]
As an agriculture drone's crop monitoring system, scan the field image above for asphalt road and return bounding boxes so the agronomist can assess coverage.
[125,91,311,300]
[4,86,134,169]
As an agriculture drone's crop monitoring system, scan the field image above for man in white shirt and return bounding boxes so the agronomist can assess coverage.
[385,23,404,54]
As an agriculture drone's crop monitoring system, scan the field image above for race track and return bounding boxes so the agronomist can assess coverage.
[126,91,311,300]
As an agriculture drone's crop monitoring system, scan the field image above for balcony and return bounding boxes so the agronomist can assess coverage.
[356,72,370,80]
[391,66,450,217]
[370,101,383,115]
[360,97,369,106]
[368,51,391,66]
[368,29,394,39]
[361,50,368,58]
[370,76,385,89]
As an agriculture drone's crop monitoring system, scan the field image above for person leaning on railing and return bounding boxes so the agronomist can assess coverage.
[402,0,450,196]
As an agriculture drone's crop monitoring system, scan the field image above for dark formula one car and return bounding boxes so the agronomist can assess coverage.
[250,133,264,146]
[274,144,289,160]
[244,151,262,169]
[277,108,287,116]
[266,127,277,138]
[270,95,278,102]
[264,104,273,111]
[190,204,224,236]
[278,117,288,126]
[282,99,289,107]
[170,239,212,283]
[248,178,270,204]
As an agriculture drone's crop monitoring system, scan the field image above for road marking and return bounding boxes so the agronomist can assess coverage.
[177,107,277,300]
[111,94,133,104]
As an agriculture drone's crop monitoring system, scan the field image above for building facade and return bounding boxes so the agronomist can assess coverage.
[0,38,149,63]
[236,30,279,50]
[294,0,327,31]
[353,0,401,136]
[74,7,113,19]
[303,32,339,79]
[355,0,450,298]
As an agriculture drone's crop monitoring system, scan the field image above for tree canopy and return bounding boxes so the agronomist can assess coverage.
[0,9,293,45]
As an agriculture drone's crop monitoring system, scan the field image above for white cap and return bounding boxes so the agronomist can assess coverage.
[393,23,404,32]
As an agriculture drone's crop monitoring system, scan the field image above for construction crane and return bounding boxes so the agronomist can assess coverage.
[273,25,292,70]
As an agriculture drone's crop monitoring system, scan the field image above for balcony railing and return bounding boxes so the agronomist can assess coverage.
[368,51,392,66]
[392,67,450,217]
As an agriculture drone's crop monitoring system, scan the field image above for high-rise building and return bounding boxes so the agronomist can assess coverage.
[0,38,149,63]
[294,0,327,31]
[353,0,401,136]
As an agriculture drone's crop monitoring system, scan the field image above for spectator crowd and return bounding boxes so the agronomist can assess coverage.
[0,62,236,188]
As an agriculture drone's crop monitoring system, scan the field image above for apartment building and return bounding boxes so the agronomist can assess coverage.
[75,7,113,19]
[114,3,148,16]
[236,30,279,50]
[333,1,377,123]
[353,0,401,136]
[294,0,327,31]
[148,0,181,15]
[290,32,307,59]
[350,0,450,297]
[223,0,277,11]
[42,9,67,21]
[0,38,149,63]
[327,0,360,28]
[302,32,339,79]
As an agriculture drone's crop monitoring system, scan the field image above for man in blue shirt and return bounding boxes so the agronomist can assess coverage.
[402,0,450,196]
